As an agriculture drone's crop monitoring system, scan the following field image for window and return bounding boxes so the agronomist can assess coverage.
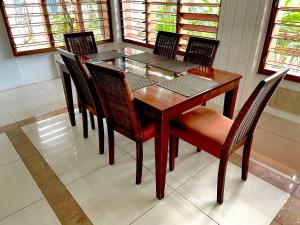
[259,0,300,82]
[120,0,221,51]
[0,0,113,56]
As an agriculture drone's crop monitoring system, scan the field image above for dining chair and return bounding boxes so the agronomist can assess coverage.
[58,48,105,155]
[169,68,289,204]
[153,31,180,59]
[64,31,98,115]
[85,62,156,185]
[64,31,98,56]
[183,36,219,67]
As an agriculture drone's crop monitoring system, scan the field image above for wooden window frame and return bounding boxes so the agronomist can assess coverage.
[119,0,221,55]
[258,0,300,83]
[0,0,114,57]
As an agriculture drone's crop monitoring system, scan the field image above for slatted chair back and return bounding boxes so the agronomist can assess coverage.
[64,32,98,56]
[184,37,219,67]
[86,62,143,140]
[153,31,180,59]
[58,48,100,112]
[224,68,289,153]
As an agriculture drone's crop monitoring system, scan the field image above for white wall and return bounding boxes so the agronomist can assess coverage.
[0,0,122,92]
[210,0,300,121]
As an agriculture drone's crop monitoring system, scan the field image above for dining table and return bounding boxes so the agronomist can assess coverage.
[55,47,242,200]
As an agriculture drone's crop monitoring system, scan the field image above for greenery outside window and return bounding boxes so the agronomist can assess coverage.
[0,0,113,56]
[119,0,221,51]
[259,0,300,82]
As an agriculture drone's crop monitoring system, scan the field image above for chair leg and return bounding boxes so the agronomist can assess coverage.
[82,106,88,138]
[197,148,202,152]
[90,112,95,130]
[108,126,114,165]
[201,102,206,106]
[77,95,82,113]
[97,117,105,155]
[242,135,253,181]
[136,141,143,185]
[217,156,229,204]
[169,135,178,171]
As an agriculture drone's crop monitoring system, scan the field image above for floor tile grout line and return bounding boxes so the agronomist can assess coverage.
[230,154,299,193]
[259,126,300,145]
[0,158,22,169]
[5,126,93,225]
[66,152,131,187]
[0,197,44,222]
[174,190,220,225]
[174,159,217,191]
[128,190,176,225]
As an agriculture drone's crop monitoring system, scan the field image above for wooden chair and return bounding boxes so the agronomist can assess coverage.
[86,62,156,184]
[153,31,180,59]
[169,68,289,204]
[64,31,98,114]
[184,37,219,67]
[58,48,105,155]
[64,31,98,56]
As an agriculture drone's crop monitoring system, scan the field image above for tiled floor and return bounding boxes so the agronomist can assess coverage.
[0,78,300,225]
[22,112,290,225]
[0,133,60,224]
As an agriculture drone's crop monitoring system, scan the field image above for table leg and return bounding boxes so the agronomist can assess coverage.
[60,69,76,126]
[223,81,239,119]
[154,112,169,199]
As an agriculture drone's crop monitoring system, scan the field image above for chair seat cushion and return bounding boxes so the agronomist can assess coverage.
[171,107,233,158]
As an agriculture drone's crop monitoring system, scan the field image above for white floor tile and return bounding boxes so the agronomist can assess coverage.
[0,160,43,220]
[0,108,15,126]
[178,161,289,225]
[132,192,217,225]
[129,139,215,189]
[0,134,20,167]
[67,155,173,225]
[0,199,61,225]
[0,83,64,121]
[23,114,127,185]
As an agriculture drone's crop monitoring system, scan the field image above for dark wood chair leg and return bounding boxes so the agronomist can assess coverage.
[197,148,202,152]
[169,135,178,171]
[242,135,253,180]
[82,106,88,138]
[77,95,82,113]
[90,112,95,130]
[97,117,105,155]
[217,156,229,204]
[136,141,143,185]
[108,126,114,165]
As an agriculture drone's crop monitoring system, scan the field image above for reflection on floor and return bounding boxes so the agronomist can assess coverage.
[0,78,299,224]
[21,112,289,225]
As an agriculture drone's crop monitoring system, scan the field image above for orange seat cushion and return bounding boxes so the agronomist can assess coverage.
[171,107,233,158]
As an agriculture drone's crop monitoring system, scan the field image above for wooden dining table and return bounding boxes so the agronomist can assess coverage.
[55,47,242,200]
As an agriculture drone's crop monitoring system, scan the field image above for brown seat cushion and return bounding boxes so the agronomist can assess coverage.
[171,107,233,158]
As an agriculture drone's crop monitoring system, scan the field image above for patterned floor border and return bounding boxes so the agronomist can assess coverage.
[0,106,299,225]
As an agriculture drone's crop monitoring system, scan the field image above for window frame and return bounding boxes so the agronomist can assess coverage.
[119,0,222,55]
[258,0,300,83]
[0,0,114,56]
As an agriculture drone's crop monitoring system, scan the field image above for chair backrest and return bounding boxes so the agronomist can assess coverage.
[184,37,219,67]
[224,68,289,152]
[58,48,101,113]
[153,31,180,59]
[64,32,98,56]
[85,62,143,140]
